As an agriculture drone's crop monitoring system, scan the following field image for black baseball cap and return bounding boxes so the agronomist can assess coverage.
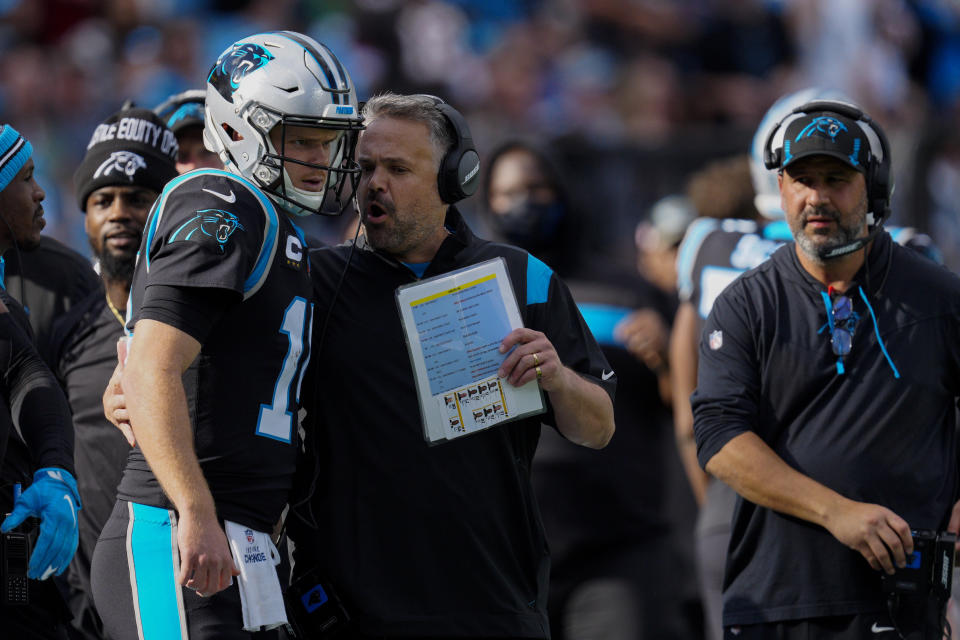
[780,111,870,173]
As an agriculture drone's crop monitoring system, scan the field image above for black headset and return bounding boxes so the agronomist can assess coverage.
[763,99,893,225]
[418,95,480,204]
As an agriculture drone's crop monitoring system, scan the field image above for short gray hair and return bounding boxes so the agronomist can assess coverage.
[362,92,453,167]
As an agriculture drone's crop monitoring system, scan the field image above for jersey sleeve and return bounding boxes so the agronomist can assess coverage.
[524,254,615,426]
[691,278,761,469]
[139,172,275,295]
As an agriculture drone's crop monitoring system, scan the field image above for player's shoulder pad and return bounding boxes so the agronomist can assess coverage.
[143,168,281,266]
[676,217,718,299]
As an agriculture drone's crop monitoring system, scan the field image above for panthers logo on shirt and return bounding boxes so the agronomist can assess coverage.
[208,42,275,100]
[93,151,147,181]
[170,208,245,253]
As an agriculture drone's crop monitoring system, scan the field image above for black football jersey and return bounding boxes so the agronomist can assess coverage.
[116,169,314,532]
[676,218,792,324]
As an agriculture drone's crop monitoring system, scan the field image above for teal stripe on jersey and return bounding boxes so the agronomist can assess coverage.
[129,502,185,640]
[526,254,552,305]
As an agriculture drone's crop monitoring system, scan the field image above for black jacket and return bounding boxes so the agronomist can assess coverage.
[693,231,960,624]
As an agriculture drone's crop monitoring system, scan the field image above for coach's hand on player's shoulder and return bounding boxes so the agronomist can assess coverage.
[498,328,568,391]
[824,499,912,575]
[177,506,239,597]
[103,337,135,446]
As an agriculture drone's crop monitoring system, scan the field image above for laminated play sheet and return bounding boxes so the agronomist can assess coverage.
[395,258,545,444]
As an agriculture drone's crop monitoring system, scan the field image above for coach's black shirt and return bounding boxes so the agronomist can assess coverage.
[693,231,960,625]
[292,207,614,638]
[116,169,314,532]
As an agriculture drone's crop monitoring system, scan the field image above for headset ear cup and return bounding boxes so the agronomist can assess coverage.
[764,147,779,171]
[456,149,480,199]
[763,122,780,170]
[431,101,479,204]
[870,163,891,222]
[437,151,457,204]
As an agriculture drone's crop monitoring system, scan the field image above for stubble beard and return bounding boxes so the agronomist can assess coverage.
[792,201,868,265]
[364,210,435,259]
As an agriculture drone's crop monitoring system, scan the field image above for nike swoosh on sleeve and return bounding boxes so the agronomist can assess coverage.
[202,187,237,203]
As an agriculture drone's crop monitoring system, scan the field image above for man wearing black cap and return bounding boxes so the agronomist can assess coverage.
[44,105,178,640]
[693,99,960,639]
[153,89,222,174]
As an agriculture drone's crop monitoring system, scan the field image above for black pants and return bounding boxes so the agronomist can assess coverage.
[91,500,281,640]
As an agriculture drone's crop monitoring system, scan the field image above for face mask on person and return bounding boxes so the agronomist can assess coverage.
[490,200,566,250]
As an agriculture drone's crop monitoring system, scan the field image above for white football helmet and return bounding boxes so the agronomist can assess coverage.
[203,31,363,216]
[750,87,852,220]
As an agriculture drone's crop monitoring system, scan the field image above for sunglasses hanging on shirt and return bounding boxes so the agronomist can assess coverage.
[818,287,860,374]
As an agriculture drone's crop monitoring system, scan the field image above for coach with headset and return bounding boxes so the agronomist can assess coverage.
[289,92,615,638]
[692,98,960,639]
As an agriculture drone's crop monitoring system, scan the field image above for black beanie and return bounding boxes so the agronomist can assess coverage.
[74,106,179,211]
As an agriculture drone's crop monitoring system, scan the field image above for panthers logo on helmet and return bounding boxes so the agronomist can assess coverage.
[170,208,245,253]
[796,116,848,141]
[93,151,148,181]
[209,43,275,101]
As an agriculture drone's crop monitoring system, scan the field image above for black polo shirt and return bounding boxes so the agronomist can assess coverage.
[292,207,614,638]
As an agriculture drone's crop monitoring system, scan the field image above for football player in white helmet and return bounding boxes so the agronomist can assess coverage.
[92,32,360,640]
[203,31,364,216]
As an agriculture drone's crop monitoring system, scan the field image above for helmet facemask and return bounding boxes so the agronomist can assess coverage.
[249,107,361,217]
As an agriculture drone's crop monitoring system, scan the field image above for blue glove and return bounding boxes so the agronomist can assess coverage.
[1,467,81,580]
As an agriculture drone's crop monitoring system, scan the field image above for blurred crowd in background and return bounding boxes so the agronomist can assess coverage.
[4,0,960,271]
[5,2,960,638]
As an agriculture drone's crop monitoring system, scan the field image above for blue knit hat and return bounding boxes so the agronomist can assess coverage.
[0,125,33,192]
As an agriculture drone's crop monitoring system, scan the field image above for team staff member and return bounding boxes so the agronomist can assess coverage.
[45,105,178,640]
[672,88,943,640]
[693,99,960,639]
[91,31,363,639]
[672,88,849,640]
[0,124,81,640]
[291,93,615,638]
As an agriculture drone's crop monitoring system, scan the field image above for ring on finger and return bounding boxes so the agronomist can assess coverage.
[532,352,540,366]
